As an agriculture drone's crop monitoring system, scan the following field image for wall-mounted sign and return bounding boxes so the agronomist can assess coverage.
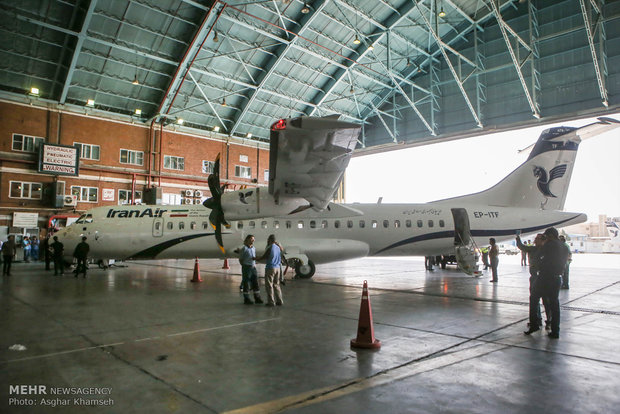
[102,188,115,201]
[38,144,80,176]
[13,212,39,228]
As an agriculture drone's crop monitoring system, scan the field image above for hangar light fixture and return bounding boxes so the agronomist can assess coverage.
[301,3,310,14]
[132,77,139,85]
[213,126,220,132]
[177,118,184,125]
[221,97,227,107]
[86,99,95,107]
[246,132,252,138]
[353,36,361,45]
[213,31,219,43]
[135,109,142,115]
[367,43,374,51]
[438,7,446,18]
[29,87,40,96]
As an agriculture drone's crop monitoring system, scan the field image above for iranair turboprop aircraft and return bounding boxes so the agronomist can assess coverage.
[55,115,619,277]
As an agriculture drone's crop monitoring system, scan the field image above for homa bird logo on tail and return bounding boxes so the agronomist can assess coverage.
[533,165,567,198]
[239,190,254,204]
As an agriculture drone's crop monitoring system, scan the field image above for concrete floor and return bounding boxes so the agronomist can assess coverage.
[1,253,620,413]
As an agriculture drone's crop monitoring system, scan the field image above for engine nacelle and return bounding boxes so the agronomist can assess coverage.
[220,187,308,221]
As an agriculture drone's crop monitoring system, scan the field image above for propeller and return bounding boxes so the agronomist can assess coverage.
[203,154,227,254]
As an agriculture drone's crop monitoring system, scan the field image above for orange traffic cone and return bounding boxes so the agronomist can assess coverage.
[350,280,381,349]
[222,258,230,269]
[190,258,202,283]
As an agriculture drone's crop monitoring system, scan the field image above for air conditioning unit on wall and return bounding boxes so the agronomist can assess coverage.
[64,195,78,207]
[184,189,193,197]
[193,198,202,204]
[182,198,192,205]
[194,190,202,197]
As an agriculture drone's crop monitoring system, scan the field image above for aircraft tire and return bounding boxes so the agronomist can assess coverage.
[295,260,315,279]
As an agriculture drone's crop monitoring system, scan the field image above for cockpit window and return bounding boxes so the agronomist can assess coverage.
[85,214,93,223]
[75,214,87,224]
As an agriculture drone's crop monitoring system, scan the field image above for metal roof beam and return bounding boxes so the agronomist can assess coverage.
[59,0,98,104]
[156,2,224,121]
[415,2,482,127]
[489,0,539,118]
[228,0,329,135]
[579,0,608,107]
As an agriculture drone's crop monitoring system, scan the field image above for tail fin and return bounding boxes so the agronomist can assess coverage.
[438,118,620,210]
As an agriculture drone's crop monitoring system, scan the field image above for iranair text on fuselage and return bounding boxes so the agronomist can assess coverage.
[106,208,167,218]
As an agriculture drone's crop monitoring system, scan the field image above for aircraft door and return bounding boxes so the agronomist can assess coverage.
[450,208,480,276]
[153,218,164,237]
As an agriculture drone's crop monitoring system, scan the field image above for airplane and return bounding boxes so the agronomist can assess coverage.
[55,115,620,278]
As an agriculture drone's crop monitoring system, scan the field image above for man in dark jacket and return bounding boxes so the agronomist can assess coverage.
[518,234,550,330]
[2,235,17,276]
[525,227,569,339]
[51,236,65,275]
[73,236,90,278]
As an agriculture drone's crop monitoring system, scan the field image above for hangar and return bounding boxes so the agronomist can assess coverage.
[1,0,620,412]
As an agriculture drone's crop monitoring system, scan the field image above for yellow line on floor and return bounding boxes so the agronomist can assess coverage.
[222,342,503,414]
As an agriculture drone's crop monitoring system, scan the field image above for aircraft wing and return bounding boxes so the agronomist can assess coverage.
[268,115,361,210]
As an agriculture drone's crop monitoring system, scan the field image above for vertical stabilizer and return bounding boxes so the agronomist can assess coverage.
[437,118,619,210]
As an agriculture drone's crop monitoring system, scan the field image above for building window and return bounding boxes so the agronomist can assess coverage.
[264,170,269,181]
[12,134,44,153]
[202,160,215,174]
[163,193,182,205]
[71,186,98,202]
[120,149,144,166]
[9,181,43,199]
[74,142,100,160]
[118,189,142,205]
[164,155,184,170]
[235,165,251,178]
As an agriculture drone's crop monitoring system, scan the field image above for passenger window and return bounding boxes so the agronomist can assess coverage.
[155,222,161,230]
[439,219,445,227]
[286,221,292,229]
[310,220,316,229]
[179,222,185,230]
[321,220,328,229]
[297,221,304,229]
[359,220,365,228]
[394,220,400,228]
[383,220,389,228]
[428,220,434,227]
[372,220,378,228]
[274,221,280,229]
[167,222,173,230]
[249,221,255,229]
[261,221,268,229]
[334,220,340,229]
[417,220,423,228]
[191,222,197,230]
[347,220,353,228]
[203,221,210,230]
[405,219,411,228]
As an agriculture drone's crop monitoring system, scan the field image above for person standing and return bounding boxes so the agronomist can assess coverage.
[559,235,572,289]
[50,236,65,276]
[73,236,90,278]
[518,234,551,331]
[530,227,569,339]
[41,234,52,270]
[489,238,499,283]
[259,234,283,307]
[237,235,263,305]
[2,235,17,276]
[31,236,40,261]
[520,240,529,266]
[480,246,489,270]
[23,236,31,263]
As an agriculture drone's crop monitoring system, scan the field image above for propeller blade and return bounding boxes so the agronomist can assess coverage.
[204,153,225,254]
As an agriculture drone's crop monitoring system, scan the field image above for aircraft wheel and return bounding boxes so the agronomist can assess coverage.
[295,260,315,279]
[98,260,108,270]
